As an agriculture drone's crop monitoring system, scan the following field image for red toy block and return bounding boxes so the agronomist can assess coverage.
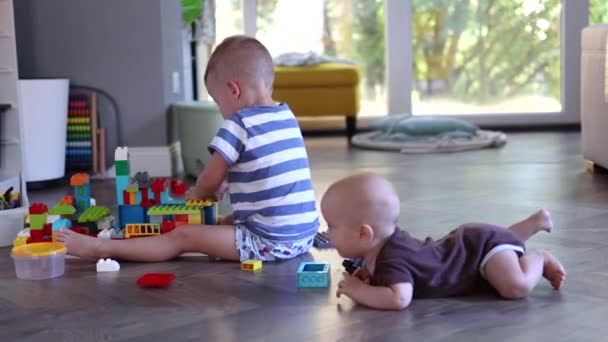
[171,180,187,195]
[70,226,88,235]
[136,273,175,287]
[151,178,168,193]
[123,190,132,205]
[140,188,149,202]
[140,199,155,207]
[161,219,176,234]
[174,214,188,223]
[43,223,52,237]
[29,203,48,215]
[29,229,44,239]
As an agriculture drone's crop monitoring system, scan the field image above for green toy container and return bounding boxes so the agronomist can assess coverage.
[170,101,224,177]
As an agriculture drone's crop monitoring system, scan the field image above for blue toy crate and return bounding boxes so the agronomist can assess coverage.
[297,262,330,288]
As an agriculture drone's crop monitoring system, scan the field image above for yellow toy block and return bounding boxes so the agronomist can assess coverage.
[241,260,262,272]
[13,236,27,247]
[188,214,202,224]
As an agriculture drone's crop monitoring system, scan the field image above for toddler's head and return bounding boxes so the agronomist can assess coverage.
[204,35,275,118]
[321,173,400,259]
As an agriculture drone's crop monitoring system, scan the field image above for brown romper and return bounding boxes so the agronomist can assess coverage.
[371,224,525,298]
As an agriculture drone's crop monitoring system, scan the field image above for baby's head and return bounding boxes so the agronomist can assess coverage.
[204,35,275,118]
[321,173,400,259]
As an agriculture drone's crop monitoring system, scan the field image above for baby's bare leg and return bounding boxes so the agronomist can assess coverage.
[508,209,553,242]
[484,249,565,299]
[56,224,239,262]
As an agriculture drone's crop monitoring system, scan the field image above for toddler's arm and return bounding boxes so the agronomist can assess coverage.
[187,152,229,200]
[336,272,413,310]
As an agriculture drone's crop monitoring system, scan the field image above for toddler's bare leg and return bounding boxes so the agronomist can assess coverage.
[508,209,553,241]
[56,224,239,262]
[484,249,565,299]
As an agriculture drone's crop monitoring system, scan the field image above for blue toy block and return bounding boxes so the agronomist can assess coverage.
[297,262,330,288]
[160,190,169,204]
[136,191,142,205]
[118,205,146,228]
[116,175,130,205]
[203,204,217,225]
[52,218,72,231]
[149,215,162,224]
[74,184,91,214]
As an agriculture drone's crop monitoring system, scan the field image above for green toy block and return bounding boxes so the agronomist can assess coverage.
[147,205,201,216]
[49,204,76,216]
[29,214,47,230]
[115,160,130,176]
[78,206,110,223]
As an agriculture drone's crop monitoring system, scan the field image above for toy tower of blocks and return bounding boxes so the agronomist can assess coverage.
[70,173,91,214]
[28,203,50,243]
[115,147,130,206]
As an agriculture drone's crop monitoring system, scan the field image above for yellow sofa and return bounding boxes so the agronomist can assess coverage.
[273,63,361,139]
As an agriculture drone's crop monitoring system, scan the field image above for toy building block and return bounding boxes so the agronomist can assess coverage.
[124,223,161,238]
[96,216,114,231]
[71,173,91,214]
[115,146,129,161]
[297,262,330,288]
[78,206,110,223]
[51,218,72,231]
[241,260,262,271]
[203,204,217,225]
[342,258,364,274]
[147,205,201,216]
[116,175,129,205]
[49,203,76,216]
[313,232,332,249]
[115,160,129,176]
[28,203,48,230]
[151,178,168,204]
[188,214,202,225]
[60,195,75,205]
[97,228,113,239]
[97,258,120,272]
[171,180,187,195]
[132,172,151,188]
[161,219,176,234]
[110,229,125,239]
[70,173,90,187]
[29,203,48,215]
[136,273,175,287]
[118,205,146,228]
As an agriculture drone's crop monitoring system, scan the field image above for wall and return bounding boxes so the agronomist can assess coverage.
[13,0,185,146]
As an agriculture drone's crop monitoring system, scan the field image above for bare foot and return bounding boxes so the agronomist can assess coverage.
[533,209,553,233]
[540,250,566,290]
[56,228,105,260]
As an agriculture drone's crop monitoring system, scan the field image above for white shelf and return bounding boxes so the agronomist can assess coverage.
[0,68,12,73]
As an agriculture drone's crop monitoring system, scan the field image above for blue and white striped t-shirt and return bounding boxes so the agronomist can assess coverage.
[208,104,319,241]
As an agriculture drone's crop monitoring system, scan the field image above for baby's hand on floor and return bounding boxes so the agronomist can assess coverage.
[337,272,365,299]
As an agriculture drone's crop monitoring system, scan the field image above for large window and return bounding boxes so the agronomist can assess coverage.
[590,0,608,24]
[210,0,586,126]
[255,0,387,117]
[215,0,243,45]
[411,0,562,115]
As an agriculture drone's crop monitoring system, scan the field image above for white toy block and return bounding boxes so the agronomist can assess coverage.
[115,146,129,161]
[97,229,112,239]
[96,258,120,272]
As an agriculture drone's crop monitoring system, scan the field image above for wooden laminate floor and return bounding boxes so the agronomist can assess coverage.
[2,131,607,341]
